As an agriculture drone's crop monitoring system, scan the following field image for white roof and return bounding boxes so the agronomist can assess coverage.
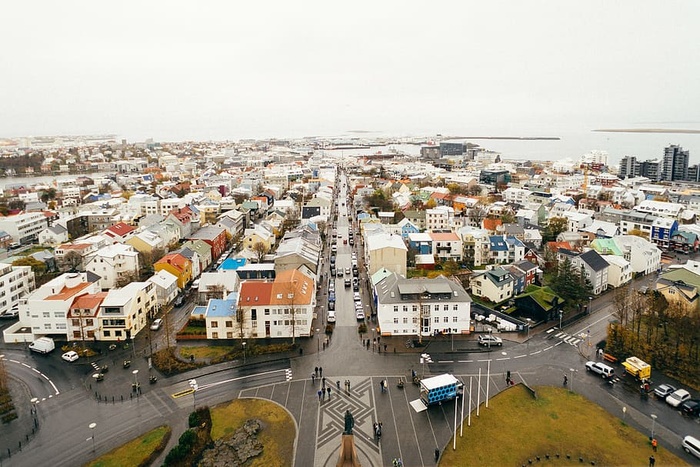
[366,232,408,252]
[421,373,459,390]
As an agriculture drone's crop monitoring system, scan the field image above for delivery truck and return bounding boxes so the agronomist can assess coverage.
[622,356,651,381]
[28,337,55,354]
[419,374,462,406]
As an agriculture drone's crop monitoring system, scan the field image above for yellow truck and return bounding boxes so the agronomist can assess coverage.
[622,357,651,381]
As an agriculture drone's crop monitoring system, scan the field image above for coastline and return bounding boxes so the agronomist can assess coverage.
[594,128,700,134]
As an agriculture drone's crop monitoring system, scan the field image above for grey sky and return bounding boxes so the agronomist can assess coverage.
[2,1,700,142]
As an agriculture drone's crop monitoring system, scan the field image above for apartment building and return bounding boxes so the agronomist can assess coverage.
[0,212,49,244]
[0,264,36,317]
[98,281,157,341]
[85,243,141,290]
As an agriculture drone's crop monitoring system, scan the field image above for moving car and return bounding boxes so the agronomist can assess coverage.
[344,278,351,288]
[477,335,503,347]
[666,389,691,407]
[337,269,344,278]
[345,267,351,275]
[150,318,163,331]
[61,351,79,362]
[654,384,676,399]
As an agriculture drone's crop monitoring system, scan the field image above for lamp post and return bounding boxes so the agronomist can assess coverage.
[88,422,97,452]
[650,414,657,439]
[30,397,38,429]
[242,342,246,365]
[501,351,507,379]
[189,379,198,409]
[569,368,576,393]
[559,310,563,330]
[132,369,139,393]
[316,328,320,353]
[588,296,593,314]
[525,318,531,341]
[420,353,432,378]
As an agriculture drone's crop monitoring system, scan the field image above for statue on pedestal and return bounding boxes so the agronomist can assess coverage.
[343,410,354,435]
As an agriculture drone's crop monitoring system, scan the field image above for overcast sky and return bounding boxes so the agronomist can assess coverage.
[2,1,700,143]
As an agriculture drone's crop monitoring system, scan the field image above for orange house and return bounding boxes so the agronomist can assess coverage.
[154,253,192,289]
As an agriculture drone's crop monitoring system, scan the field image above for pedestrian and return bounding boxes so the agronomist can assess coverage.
[319,367,323,377]
[347,380,351,391]
[649,455,655,466]
[336,380,340,390]
[327,387,332,399]
[318,390,322,401]
[652,438,657,452]
[435,448,440,462]
[315,366,319,377]
[366,340,370,350]
[322,377,326,387]
[312,373,316,384]
[384,344,387,352]
[379,381,383,392]
[322,387,327,399]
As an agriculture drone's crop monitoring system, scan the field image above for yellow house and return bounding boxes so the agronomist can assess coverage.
[154,253,192,289]
[126,230,165,254]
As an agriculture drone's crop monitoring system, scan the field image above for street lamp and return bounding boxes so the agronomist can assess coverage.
[132,369,139,393]
[30,397,38,429]
[559,310,563,330]
[588,296,593,314]
[189,379,198,409]
[525,318,531,341]
[569,368,576,392]
[88,422,97,452]
[650,414,657,439]
[501,351,508,381]
[420,353,432,378]
[316,328,320,352]
[242,342,247,365]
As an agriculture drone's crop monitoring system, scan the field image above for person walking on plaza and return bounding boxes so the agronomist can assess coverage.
[327,387,332,400]
[318,390,322,401]
[322,387,327,399]
[319,367,323,377]
[312,373,315,384]
[315,366,319,377]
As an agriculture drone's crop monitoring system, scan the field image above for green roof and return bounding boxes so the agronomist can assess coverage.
[659,268,700,289]
[590,238,623,256]
[519,285,562,311]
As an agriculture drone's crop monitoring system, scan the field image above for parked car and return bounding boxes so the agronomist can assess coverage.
[666,389,692,407]
[150,318,163,331]
[327,310,336,323]
[654,384,677,399]
[585,361,615,379]
[478,335,503,347]
[61,351,79,362]
[353,292,361,302]
[680,399,700,417]
[0,306,19,319]
[344,278,351,288]
[328,300,335,311]
[356,311,365,320]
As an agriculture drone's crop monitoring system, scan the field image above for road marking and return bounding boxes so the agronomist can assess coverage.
[477,359,491,362]
[543,346,553,351]
[513,355,526,359]
[496,357,509,361]
[457,360,473,363]
[571,339,581,346]
[172,388,194,398]
[554,332,565,338]
[531,350,541,355]
[438,360,453,363]
[554,341,563,347]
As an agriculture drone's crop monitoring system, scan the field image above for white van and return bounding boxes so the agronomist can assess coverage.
[682,435,700,459]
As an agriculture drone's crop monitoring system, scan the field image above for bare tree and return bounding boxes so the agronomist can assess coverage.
[62,250,83,271]
[251,241,269,263]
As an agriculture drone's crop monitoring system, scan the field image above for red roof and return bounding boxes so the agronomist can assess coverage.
[239,281,274,306]
[105,222,135,236]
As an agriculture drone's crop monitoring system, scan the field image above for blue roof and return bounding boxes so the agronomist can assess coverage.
[489,236,508,251]
[505,236,525,248]
[204,299,237,318]
[219,257,247,270]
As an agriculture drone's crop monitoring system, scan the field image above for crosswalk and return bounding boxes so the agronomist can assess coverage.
[285,369,293,381]
[553,331,585,346]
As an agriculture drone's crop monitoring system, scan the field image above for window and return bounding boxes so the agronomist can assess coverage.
[86,319,94,326]
[393,306,399,312]
[103,330,111,337]
[412,305,418,312]
[453,316,458,322]
[264,308,270,315]
[73,331,81,338]
[434,317,439,323]
[434,305,439,311]
[444,317,449,323]
[226,332,233,338]
[403,305,408,312]
[403,317,408,324]
[225,321,233,328]
[251,309,257,321]
[72,319,80,326]
[394,318,399,324]
[115,330,122,337]
[43,312,50,318]
[211,321,218,328]
[443,305,449,311]
[212,332,218,339]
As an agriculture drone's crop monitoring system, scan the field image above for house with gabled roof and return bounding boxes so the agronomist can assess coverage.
[103,222,136,244]
[570,249,610,295]
[670,230,699,254]
[470,267,514,304]
[154,252,192,289]
[655,265,700,311]
[181,239,213,273]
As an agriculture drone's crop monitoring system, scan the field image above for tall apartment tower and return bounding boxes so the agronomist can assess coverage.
[662,144,689,181]
[618,156,640,178]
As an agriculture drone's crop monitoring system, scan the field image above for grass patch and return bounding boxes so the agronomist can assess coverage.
[439,385,686,466]
[86,425,171,467]
[180,345,236,360]
[210,398,295,467]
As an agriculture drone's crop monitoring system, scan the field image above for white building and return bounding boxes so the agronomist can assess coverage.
[603,255,633,288]
[85,243,141,290]
[147,269,180,307]
[98,281,157,341]
[425,206,454,232]
[374,273,472,337]
[0,264,35,317]
[0,212,48,244]
[614,235,662,276]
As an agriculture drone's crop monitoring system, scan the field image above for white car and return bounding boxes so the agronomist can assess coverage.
[666,389,692,407]
[478,335,503,347]
[356,311,365,320]
[61,351,79,362]
[150,318,163,331]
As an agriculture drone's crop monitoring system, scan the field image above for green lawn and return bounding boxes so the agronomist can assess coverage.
[439,385,687,466]
[85,425,170,467]
[180,345,236,360]
[210,398,295,467]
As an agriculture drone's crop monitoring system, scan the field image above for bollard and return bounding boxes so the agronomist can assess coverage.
[89,384,92,390]
[112,396,115,404]
[95,391,98,398]
[18,441,21,451]
[121,395,123,401]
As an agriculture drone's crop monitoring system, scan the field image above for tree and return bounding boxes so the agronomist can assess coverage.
[467,206,487,227]
[467,185,482,196]
[628,229,649,240]
[62,250,83,271]
[251,241,269,263]
[446,183,466,196]
[12,256,47,277]
[549,258,592,313]
[541,217,568,243]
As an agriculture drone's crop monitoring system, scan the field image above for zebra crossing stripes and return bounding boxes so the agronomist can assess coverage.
[555,332,581,346]
[285,369,293,381]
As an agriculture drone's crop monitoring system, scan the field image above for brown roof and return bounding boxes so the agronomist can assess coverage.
[270,269,314,306]
[105,222,135,236]
[46,282,91,301]
[69,292,108,317]
[238,281,274,306]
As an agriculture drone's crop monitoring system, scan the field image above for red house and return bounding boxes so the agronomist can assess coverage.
[187,226,227,261]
